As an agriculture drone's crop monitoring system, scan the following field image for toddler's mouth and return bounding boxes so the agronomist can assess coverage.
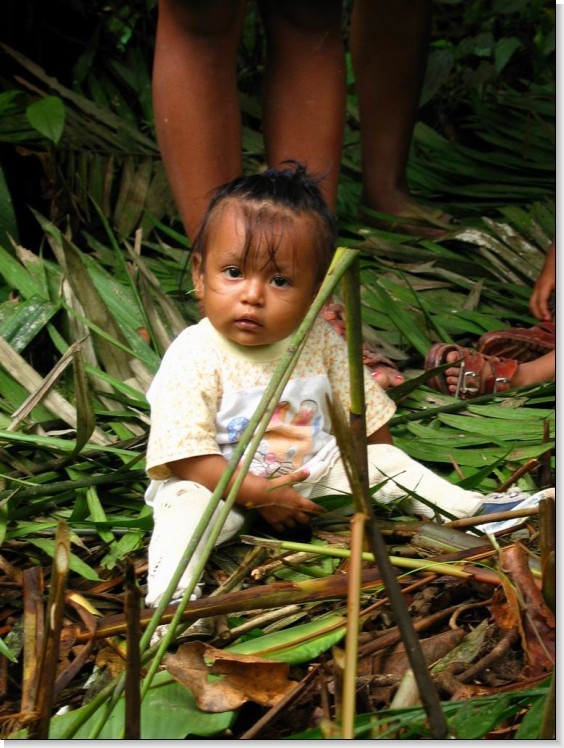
[235,317,262,329]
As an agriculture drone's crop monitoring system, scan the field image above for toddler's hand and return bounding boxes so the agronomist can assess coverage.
[255,468,323,533]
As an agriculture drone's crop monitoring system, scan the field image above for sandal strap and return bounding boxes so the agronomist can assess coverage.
[477,321,555,362]
[425,343,520,399]
[455,351,519,398]
[455,351,485,397]
[484,357,519,394]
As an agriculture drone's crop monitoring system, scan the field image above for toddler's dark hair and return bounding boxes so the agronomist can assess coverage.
[192,161,337,285]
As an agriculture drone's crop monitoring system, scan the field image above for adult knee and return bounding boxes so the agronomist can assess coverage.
[161,0,245,39]
[259,0,342,36]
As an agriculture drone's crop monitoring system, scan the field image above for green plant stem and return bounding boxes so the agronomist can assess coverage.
[342,260,368,475]
[342,256,448,739]
[341,512,364,738]
[340,259,369,737]
[240,538,471,578]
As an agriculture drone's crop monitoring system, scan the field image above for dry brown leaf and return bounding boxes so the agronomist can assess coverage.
[164,641,297,713]
[94,641,126,678]
[499,543,555,676]
[384,628,466,675]
[491,584,523,634]
[359,628,465,677]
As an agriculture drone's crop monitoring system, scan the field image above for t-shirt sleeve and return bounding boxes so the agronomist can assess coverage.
[320,319,396,435]
[145,330,222,479]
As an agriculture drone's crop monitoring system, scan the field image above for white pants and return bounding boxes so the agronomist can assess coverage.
[145,444,484,607]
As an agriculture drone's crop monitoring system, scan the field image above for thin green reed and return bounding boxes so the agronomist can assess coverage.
[339,256,370,737]
[340,256,448,739]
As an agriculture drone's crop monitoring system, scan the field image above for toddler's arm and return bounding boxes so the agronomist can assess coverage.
[167,454,323,533]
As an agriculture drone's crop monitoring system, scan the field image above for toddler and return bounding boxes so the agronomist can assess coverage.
[144,162,536,608]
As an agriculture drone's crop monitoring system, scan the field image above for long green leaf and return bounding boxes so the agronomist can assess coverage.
[28,538,101,581]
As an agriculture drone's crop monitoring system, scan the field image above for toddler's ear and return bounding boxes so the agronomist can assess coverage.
[191,253,204,299]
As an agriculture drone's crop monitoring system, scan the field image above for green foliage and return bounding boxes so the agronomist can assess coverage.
[0,0,555,739]
[291,683,551,739]
[26,96,66,145]
[11,671,236,739]
[426,0,555,103]
[228,612,346,665]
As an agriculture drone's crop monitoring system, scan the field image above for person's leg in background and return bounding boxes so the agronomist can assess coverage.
[152,0,247,241]
[153,0,346,239]
[350,0,451,235]
[259,0,346,211]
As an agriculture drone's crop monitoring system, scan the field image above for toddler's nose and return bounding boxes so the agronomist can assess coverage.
[243,277,264,305]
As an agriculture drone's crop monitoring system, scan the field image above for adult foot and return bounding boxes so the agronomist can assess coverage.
[358,194,458,239]
[425,343,521,399]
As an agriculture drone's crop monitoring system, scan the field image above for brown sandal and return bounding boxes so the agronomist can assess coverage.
[425,343,519,399]
[477,321,555,363]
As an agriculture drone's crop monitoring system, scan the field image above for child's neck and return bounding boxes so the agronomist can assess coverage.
[204,317,293,362]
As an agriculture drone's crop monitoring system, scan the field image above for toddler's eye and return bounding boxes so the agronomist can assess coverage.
[271,275,289,288]
[224,266,242,279]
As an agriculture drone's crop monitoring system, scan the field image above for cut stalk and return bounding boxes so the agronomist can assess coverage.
[340,255,448,739]
[338,260,370,737]
[341,512,365,738]
[27,521,70,739]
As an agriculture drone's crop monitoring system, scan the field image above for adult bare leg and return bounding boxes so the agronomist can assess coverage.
[259,0,346,212]
[153,0,247,240]
[350,0,449,234]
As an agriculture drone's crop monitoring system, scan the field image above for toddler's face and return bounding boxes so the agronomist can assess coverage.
[193,205,319,346]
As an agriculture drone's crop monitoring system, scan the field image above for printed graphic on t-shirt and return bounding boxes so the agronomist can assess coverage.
[231,398,322,476]
[219,378,334,477]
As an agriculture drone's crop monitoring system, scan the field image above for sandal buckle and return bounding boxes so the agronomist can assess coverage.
[493,376,510,393]
[456,368,480,398]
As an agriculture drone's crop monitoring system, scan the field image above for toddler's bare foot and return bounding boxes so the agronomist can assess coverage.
[320,301,404,389]
[371,364,405,389]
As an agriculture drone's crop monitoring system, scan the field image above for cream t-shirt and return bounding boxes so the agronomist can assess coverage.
[145,317,396,493]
